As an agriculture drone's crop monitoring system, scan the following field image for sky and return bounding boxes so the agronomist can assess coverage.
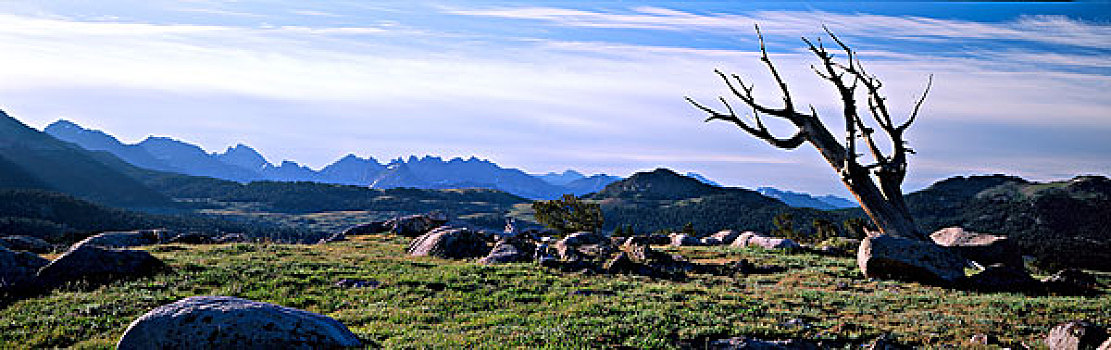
[0,1,1108,197]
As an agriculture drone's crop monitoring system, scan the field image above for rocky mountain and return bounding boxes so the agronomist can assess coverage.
[0,112,172,207]
[587,168,728,200]
[757,187,857,210]
[45,120,617,199]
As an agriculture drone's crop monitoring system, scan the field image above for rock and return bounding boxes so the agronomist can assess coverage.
[341,221,391,236]
[959,264,1041,293]
[0,235,53,253]
[731,231,761,247]
[334,279,379,288]
[167,232,214,244]
[930,227,1024,268]
[700,237,724,246]
[0,246,49,295]
[389,214,447,237]
[407,226,490,259]
[1101,338,1111,350]
[969,334,996,345]
[670,233,702,247]
[710,229,742,244]
[75,229,163,249]
[36,242,165,286]
[1046,320,1109,350]
[745,236,801,250]
[603,251,636,273]
[478,237,535,264]
[857,235,966,285]
[1044,269,1103,296]
[117,296,363,349]
[554,232,614,261]
[624,235,669,246]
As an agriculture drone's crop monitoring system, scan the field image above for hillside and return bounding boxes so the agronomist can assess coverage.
[586,169,863,234]
[0,111,173,207]
[907,174,1111,270]
[0,189,307,244]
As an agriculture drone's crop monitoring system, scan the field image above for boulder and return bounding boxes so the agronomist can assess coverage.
[670,233,702,247]
[0,246,49,295]
[959,264,1041,293]
[117,296,363,349]
[700,237,724,246]
[555,232,614,261]
[624,235,669,246]
[1043,269,1103,295]
[930,227,1023,268]
[0,235,53,253]
[730,231,761,247]
[390,214,447,237]
[37,241,165,286]
[1045,320,1109,350]
[745,236,801,250]
[407,226,490,259]
[478,237,535,264]
[709,230,742,244]
[341,221,391,236]
[857,235,966,285]
[75,229,164,249]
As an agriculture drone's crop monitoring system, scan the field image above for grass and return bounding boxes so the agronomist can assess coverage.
[1,235,1108,349]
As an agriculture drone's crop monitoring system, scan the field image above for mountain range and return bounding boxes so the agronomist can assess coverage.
[44,120,621,199]
[756,187,858,210]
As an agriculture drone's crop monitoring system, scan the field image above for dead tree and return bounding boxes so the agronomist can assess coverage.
[686,25,933,241]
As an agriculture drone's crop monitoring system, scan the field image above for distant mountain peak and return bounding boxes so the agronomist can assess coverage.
[756,187,856,210]
[684,172,721,187]
[590,168,725,200]
[217,143,271,170]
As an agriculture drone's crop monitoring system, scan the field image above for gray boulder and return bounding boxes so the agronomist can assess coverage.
[0,235,53,253]
[390,214,447,237]
[730,231,761,247]
[407,226,490,259]
[555,232,614,261]
[1045,320,1108,350]
[670,233,702,247]
[857,235,966,285]
[0,246,49,294]
[709,230,742,245]
[117,296,363,350]
[930,227,1023,268]
[745,236,801,250]
[76,229,164,248]
[479,237,535,264]
[37,241,165,286]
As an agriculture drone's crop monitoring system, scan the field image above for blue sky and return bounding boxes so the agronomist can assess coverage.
[0,1,1108,196]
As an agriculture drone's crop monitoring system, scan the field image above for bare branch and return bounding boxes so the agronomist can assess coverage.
[684,96,807,149]
[898,74,933,132]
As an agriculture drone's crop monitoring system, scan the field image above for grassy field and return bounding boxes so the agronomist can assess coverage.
[1,235,1108,349]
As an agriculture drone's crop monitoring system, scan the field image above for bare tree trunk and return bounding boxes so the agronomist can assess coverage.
[686,25,932,241]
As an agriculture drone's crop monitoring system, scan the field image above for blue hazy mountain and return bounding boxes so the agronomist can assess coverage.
[537,170,586,186]
[45,120,619,199]
[756,187,857,210]
[1,112,172,207]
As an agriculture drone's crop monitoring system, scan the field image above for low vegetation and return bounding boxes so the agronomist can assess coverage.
[2,237,1107,348]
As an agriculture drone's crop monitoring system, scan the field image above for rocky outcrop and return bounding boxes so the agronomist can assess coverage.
[709,230,742,245]
[857,235,966,285]
[75,229,164,249]
[730,232,800,250]
[731,231,760,247]
[479,237,535,264]
[36,242,165,286]
[669,233,702,247]
[117,296,363,349]
[0,235,52,253]
[930,227,1023,268]
[1045,320,1108,350]
[166,232,214,245]
[0,246,49,295]
[390,214,448,237]
[555,232,614,261]
[407,226,490,259]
